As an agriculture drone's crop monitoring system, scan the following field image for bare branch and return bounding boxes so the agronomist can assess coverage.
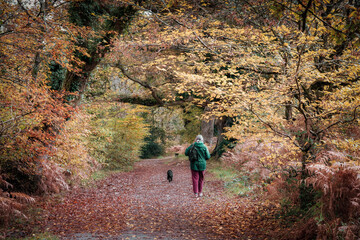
[237,66,279,75]
[273,0,345,35]
[125,2,220,55]
[172,18,219,55]
[249,106,302,149]
[317,105,360,135]
[0,30,15,37]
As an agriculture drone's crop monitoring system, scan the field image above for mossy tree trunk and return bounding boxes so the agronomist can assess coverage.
[56,0,138,105]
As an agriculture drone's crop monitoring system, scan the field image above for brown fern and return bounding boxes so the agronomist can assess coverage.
[0,176,35,229]
[0,176,13,190]
[305,163,360,239]
[8,192,35,204]
[37,159,69,194]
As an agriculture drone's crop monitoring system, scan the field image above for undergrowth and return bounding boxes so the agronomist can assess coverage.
[270,163,360,239]
[208,161,256,197]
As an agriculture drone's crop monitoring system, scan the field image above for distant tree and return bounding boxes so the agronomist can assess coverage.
[140,127,165,159]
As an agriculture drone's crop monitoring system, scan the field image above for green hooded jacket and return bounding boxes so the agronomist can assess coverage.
[185,142,211,171]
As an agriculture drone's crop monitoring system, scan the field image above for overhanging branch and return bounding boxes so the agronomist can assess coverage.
[115,96,160,106]
[114,62,164,106]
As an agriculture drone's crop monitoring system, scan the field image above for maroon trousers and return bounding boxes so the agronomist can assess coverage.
[191,170,205,194]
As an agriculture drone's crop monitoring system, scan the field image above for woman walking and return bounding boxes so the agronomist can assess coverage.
[185,135,210,198]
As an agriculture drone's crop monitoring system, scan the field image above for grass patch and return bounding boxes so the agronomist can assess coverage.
[207,161,253,196]
[174,154,188,160]
[159,153,188,164]
[80,168,124,187]
[90,169,113,181]
[224,176,252,196]
[22,232,59,240]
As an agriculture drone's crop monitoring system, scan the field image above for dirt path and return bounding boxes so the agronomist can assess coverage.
[41,157,277,239]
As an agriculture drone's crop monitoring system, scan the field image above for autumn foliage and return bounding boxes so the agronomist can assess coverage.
[1,0,118,227]
[112,0,360,238]
[1,0,360,239]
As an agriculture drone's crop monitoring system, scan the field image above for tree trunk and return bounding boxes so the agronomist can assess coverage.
[299,139,318,210]
[201,107,214,145]
[32,51,42,81]
[201,119,214,145]
[59,0,138,105]
[211,116,234,158]
[285,101,293,120]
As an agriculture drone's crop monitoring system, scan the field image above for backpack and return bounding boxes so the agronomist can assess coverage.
[188,145,198,162]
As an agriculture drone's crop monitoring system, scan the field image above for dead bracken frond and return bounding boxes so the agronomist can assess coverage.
[305,163,360,239]
[0,176,13,190]
[0,195,23,210]
[8,192,35,204]
[0,176,35,227]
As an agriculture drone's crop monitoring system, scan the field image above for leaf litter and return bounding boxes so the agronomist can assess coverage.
[38,157,285,239]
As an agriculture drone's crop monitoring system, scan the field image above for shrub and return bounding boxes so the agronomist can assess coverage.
[140,141,164,159]
[140,127,165,159]
[106,112,149,168]
[85,103,149,169]
[52,111,99,185]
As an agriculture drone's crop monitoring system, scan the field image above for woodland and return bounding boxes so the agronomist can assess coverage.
[1,0,360,239]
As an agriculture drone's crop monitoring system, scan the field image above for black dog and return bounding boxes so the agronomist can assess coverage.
[167,170,173,182]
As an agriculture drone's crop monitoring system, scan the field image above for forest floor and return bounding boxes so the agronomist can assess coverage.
[9,157,290,239]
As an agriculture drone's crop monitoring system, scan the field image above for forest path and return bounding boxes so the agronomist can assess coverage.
[41,157,277,239]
